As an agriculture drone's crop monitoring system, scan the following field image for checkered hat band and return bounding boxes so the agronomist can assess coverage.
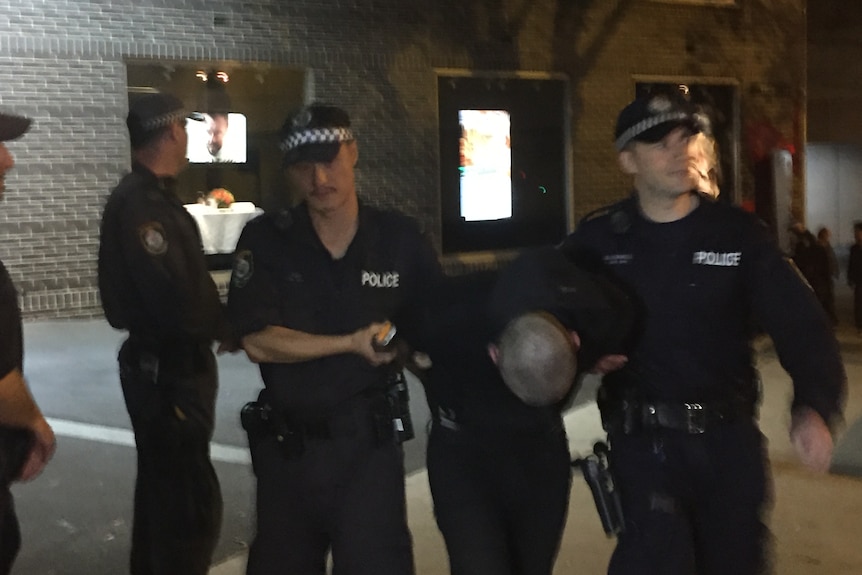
[615,111,690,150]
[140,109,187,131]
[279,127,354,152]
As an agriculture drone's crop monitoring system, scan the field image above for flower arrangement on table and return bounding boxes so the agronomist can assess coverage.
[206,188,235,208]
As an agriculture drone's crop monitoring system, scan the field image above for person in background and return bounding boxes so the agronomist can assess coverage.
[98,93,232,575]
[228,103,441,575]
[790,221,834,324]
[0,111,56,575]
[816,226,839,325]
[847,222,862,332]
[406,245,633,575]
[562,91,846,575]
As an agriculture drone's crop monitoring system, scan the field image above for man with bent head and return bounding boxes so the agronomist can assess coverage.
[408,245,633,575]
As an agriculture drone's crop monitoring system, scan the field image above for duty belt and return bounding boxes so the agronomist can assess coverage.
[603,398,754,435]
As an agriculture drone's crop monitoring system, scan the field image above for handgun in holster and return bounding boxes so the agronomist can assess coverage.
[573,441,625,536]
[382,369,414,444]
[372,323,414,445]
[240,401,305,458]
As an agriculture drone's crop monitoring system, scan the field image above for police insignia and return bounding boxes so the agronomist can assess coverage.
[138,222,168,255]
[292,107,312,129]
[232,250,254,288]
[647,94,672,113]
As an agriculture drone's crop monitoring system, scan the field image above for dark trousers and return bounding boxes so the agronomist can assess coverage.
[119,338,223,575]
[0,425,33,575]
[0,487,18,575]
[607,420,770,575]
[854,284,862,329]
[426,422,572,575]
[245,398,414,575]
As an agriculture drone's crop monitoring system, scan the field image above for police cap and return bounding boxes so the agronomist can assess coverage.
[127,92,198,150]
[0,112,31,142]
[614,92,706,151]
[279,104,354,167]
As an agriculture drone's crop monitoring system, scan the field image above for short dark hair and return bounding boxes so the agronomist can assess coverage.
[496,312,577,407]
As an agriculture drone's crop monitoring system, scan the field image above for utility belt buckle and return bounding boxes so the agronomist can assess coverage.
[683,402,706,434]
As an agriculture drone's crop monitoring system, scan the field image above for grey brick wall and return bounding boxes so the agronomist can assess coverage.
[0,0,805,318]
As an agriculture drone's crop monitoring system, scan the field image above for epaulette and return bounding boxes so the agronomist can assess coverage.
[271,208,294,232]
[578,196,635,235]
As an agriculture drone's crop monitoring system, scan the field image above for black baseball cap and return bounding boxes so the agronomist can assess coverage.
[487,245,635,373]
[0,112,31,142]
[127,92,199,150]
[614,93,705,151]
[279,104,354,167]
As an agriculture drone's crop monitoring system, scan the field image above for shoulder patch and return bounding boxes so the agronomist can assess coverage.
[138,222,168,255]
[231,250,254,288]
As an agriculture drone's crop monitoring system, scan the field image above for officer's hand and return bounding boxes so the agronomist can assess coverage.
[790,407,833,473]
[352,323,397,366]
[589,354,628,375]
[18,416,56,482]
[216,337,241,355]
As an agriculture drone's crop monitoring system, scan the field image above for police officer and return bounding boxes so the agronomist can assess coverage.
[227,104,440,575]
[561,92,846,575]
[98,93,230,575]
[0,111,56,575]
[410,246,633,575]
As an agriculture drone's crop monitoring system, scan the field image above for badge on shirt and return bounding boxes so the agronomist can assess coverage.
[138,222,168,256]
[232,250,254,288]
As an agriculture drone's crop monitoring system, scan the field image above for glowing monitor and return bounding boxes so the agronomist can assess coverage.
[458,110,512,222]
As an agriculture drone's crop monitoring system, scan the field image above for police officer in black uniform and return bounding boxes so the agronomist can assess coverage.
[98,93,230,575]
[0,111,56,575]
[227,104,441,575]
[410,246,633,575]
[561,92,847,575]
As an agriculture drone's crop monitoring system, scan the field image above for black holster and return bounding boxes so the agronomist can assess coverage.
[240,401,305,459]
[573,441,625,537]
[380,370,414,444]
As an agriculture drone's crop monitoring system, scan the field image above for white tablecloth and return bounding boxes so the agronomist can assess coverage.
[184,202,264,254]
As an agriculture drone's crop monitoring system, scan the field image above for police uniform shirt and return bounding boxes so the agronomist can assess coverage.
[0,260,23,381]
[227,201,441,418]
[564,195,845,424]
[98,162,225,344]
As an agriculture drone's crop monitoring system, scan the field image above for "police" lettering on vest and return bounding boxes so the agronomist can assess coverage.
[692,251,742,266]
[361,270,400,288]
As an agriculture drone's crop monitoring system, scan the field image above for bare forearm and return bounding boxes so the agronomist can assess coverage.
[241,325,355,364]
[0,369,44,430]
[242,322,397,367]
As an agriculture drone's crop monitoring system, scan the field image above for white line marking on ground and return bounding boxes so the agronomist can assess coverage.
[46,418,251,465]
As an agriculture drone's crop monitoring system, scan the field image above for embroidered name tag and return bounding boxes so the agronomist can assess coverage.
[692,251,742,266]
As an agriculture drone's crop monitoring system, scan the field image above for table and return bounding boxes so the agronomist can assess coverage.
[184,201,264,255]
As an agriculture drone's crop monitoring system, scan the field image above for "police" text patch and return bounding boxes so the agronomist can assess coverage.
[361,270,400,288]
[692,251,742,266]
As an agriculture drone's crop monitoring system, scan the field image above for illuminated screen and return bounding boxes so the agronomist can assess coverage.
[186,112,247,164]
[458,110,512,221]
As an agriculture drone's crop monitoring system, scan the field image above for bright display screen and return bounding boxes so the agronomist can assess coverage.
[458,109,512,222]
[186,112,247,164]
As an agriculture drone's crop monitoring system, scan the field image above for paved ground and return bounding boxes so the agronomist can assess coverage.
[10,285,862,574]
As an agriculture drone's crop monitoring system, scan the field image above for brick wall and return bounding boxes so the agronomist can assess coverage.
[0,0,805,318]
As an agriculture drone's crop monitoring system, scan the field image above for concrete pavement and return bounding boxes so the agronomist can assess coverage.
[210,327,862,575]
[210,319,862,575]
[12,285,862,574]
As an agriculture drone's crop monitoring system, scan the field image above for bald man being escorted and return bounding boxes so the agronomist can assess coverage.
[408,245,634,575]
